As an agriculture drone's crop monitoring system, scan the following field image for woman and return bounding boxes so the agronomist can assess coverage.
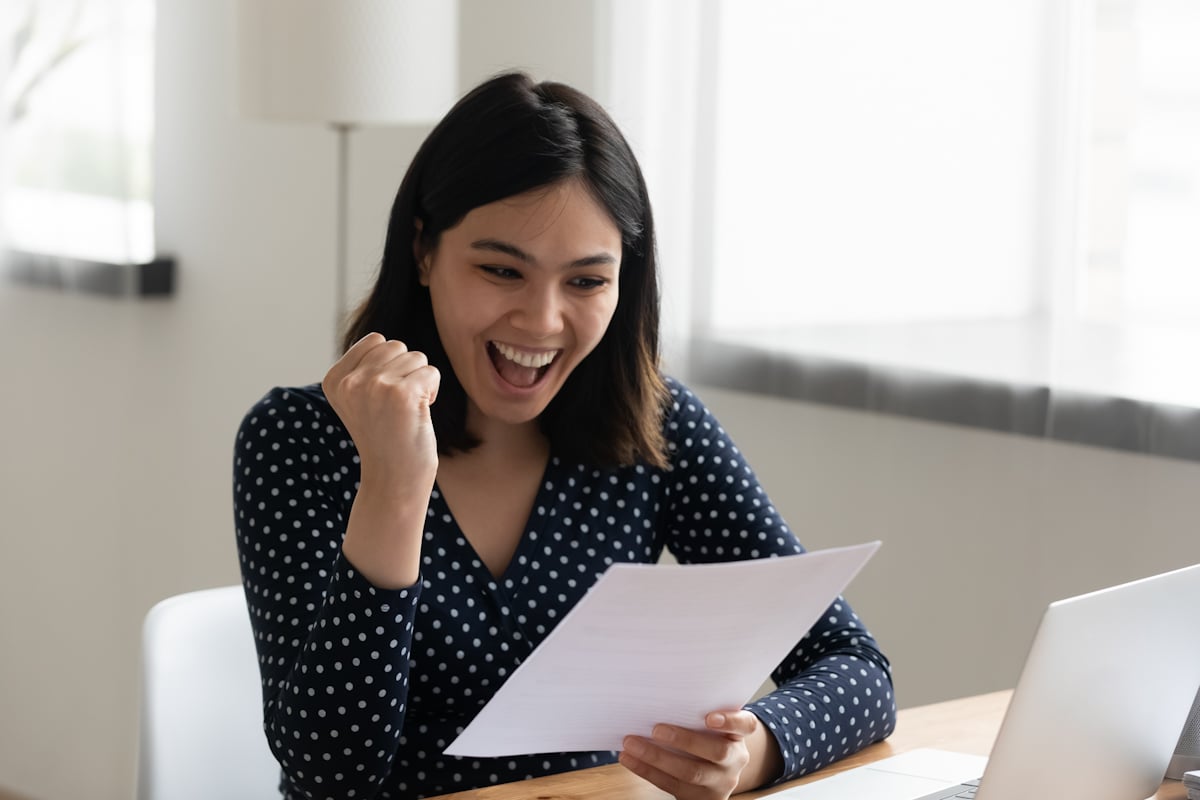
[234,72,895,800]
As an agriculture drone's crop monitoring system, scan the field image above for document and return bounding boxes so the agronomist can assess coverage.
[444,540,881,757]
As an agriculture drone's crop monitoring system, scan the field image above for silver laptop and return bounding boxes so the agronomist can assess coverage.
[776,563,1200,800]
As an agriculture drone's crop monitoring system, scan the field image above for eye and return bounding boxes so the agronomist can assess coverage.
[569,276,610,290]
[479,265,521,280]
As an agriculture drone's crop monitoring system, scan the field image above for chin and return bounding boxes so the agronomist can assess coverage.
[465,380,551,426]
[475,403,549,429]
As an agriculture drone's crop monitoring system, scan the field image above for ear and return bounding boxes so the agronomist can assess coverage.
[413,218,432,286]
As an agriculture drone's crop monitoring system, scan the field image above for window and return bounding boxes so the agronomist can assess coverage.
[603,0,1200,459]
[2,0,157,269]
[1084,0,1200,327]
[711,2,1044,329]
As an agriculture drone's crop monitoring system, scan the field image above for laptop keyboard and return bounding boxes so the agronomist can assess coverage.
[914,777,982,799]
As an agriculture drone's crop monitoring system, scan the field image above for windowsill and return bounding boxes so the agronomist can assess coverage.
[3,249,175,297]
[688,319,1200,463]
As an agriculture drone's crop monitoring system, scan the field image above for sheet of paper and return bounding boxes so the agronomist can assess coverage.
[444,540,880,757]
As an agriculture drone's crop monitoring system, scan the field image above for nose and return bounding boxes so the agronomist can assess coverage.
[510,283,565,338]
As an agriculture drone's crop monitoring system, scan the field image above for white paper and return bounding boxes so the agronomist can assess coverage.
[444,540,880,757]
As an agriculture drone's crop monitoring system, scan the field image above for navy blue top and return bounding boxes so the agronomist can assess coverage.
[233,378,895,800]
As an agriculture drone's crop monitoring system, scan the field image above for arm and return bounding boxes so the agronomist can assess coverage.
[622,381,895,795]
[325,333,441,590]
[745,596,895,781]
[234,387,420,800]
[233,337,441,800]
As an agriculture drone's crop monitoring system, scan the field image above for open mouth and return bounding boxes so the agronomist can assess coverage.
[488,341,559,389]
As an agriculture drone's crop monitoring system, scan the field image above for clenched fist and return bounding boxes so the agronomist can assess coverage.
[322,333,442,588]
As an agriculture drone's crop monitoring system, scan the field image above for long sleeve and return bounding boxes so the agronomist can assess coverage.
[658,381,896,782]
[232,380,893,798]
[234,386,423,800]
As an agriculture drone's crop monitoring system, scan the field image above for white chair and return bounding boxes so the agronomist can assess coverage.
[137,585,281,800]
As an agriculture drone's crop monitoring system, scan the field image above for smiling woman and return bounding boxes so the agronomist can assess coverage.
[234,72,896,800]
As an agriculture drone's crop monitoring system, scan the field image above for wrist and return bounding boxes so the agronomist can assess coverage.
[735,718,783,793]
[356,455,437,499]
[341,478,431,590]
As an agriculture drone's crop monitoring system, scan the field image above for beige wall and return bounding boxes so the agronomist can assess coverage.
[2,1,1199,798]
[697,386,1200,708]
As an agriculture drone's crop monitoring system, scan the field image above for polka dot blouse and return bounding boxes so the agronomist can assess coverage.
[234,378,895,800]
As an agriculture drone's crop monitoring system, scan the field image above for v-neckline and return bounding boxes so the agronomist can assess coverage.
[432,456,557,587]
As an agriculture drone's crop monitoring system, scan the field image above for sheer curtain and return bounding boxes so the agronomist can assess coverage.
[2,0,155,270]
[598,0,717,374]
[600,0,1200,460]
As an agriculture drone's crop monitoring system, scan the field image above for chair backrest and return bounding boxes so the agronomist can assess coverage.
[136,585,280,800]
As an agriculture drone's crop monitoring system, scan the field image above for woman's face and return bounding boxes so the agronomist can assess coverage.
[418,179,622,428]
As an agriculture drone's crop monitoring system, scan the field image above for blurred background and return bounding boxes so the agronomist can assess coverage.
[2,1,1198,798]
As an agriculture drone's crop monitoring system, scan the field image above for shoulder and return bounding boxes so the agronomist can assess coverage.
[239,382,335,427]
[655,376,739,464]
[661,376,706,416]
[235,383,348,451]
[660,376,720,435]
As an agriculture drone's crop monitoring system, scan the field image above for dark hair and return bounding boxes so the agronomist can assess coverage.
[343,72,669,468]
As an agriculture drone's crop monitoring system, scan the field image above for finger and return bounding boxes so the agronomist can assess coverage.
[324,332,386,388]
[619,750,687,798]
[620,739,706,799]
[353,337,413,373]
[628,734,739,786]
[343,332,389,365]
[371,348,429,380]
[408,363,441,407]
[356,357,439,413]
[705,709,760,737]
[649,723,747,766]
[330,341,421,399]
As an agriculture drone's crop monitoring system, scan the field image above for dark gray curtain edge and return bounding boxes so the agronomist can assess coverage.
[688,338,1200,464]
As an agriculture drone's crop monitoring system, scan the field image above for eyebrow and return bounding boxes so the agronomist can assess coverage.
[470,238,618,269]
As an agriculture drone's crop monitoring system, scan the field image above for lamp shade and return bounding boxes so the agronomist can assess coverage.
[237,0,458,125]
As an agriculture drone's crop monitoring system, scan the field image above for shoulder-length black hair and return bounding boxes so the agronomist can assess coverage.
[343,72,669,468]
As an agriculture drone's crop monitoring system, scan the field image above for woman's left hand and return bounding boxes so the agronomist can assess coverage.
[619,709,780,799]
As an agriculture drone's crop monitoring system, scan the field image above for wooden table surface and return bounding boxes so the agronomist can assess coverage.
[430,690,1186,799]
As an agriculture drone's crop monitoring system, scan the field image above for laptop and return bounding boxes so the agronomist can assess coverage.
[774,563,1200,800]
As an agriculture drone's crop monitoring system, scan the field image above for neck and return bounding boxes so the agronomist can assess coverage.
[453,406,548,466]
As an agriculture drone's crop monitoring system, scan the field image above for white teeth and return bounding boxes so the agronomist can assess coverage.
[493,342,556,369]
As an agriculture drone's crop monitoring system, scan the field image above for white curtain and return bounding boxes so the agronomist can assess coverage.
[598,0,717,375]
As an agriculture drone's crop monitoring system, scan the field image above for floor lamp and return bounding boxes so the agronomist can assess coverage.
[237,0,458,354]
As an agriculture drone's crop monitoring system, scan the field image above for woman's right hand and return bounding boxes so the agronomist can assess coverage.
[322,333,442,588]
[323,332,442,482]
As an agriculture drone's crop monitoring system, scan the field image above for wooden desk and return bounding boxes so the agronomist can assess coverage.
[430,690,1186,799]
